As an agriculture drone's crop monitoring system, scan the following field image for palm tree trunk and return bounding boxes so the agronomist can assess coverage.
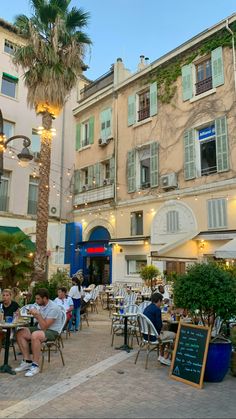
[33,111,53,281]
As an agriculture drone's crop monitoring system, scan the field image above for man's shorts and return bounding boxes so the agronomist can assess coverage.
[28,326,58,341]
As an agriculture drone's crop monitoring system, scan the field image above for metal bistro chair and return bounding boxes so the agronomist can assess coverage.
[40,306,67,373]
[135,313,174,369]
[137,300,151,314]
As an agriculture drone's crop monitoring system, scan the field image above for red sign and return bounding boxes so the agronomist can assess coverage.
[87,247,105,254]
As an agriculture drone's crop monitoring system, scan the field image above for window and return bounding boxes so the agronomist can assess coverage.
[139,146,151,188]
[208,198,227,229]
[27,176,39,215]
[82,121,90,147]
[127,142,158,193]
[1,73,18,98]
[131,211,143,236]
[3,120,15,139]
[0,171,10,211]
[167,210,179,233]
[104,162,110,180]
[198,125,217,176]
[138,90,150,121]
[195,57,212,95]
[4,39,18,55]
[31,129,41,153]
[81,168,89,189]
[127,258,147,275]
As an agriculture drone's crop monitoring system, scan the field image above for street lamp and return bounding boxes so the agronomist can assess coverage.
[0,109,33,181]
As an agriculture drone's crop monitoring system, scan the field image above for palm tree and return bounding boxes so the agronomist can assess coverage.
[13,0,91,281]
[0,231,33,289]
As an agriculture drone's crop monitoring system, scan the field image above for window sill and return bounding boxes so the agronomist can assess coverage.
[78,144,91,152]
[133,117,152,128]
[190,88,216,103]
[0,93,18,102]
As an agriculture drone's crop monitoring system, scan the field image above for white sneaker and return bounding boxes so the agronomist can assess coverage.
[160,356,171,366]
[158,355,162,362]
[15,361,31,372]
[25,364,40,377]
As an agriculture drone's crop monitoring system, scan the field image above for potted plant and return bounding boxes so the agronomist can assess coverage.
[140,265,160,291]
[173,262,236,382]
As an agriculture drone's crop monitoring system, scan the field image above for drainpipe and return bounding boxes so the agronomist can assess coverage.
[59,105,66,220]
[226,19,236,92]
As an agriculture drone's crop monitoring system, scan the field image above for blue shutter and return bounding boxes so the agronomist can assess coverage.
[184,129,196,180]
[127,150,136,192]
[215,116,229,172]
[181,64,193,101]
[76,123,81,150]
[150,82,158,116]
[211,47,224,88]
[150,142,159,187]
[128,94,136,126]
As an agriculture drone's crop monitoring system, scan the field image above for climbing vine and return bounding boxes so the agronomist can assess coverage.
[147,22,236,104]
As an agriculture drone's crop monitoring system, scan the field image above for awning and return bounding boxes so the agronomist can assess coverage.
[215,238,236,259]
[0,226,35,252]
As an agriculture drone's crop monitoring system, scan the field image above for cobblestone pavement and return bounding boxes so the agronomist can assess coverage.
[0,305,235,419]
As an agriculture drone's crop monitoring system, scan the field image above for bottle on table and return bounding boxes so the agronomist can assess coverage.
[0,303,4,322]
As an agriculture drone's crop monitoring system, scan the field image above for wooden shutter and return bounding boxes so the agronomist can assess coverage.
[89,116,94,144]
[110,156,115,182]
[76,123,81,150]
[74,170,81,194]
[150,142,159,187]
[181,64,193,101]
[208,198,227,229]
[184,129,196,179]
[88,165,94,188]
[215,116,229,172]
[106,108,112,138]
[127,149,136,193]
[150,82,158,116]
[211,46,224,88]
[128,94,136,126]
[94,163,101,187]
[100,110,106,142]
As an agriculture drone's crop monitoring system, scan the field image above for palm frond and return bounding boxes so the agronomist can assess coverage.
[66,7,90,31]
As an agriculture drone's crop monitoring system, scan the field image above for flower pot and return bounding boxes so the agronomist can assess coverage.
[231,350,236,377]
[204,340,232,382]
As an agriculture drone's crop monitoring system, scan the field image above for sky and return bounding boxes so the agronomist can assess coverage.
[1,0,236,80]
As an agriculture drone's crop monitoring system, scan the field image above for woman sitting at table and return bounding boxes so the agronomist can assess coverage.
[0,288,19,353]
[54,287,74,325]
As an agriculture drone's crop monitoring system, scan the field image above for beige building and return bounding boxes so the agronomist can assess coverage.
[72,15,236,285]
[0,19,89,277]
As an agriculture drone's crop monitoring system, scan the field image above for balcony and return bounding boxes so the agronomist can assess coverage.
[80,70,114,101]
[195,76,212,95]
[0,196,9,212]
[74,183,114,206]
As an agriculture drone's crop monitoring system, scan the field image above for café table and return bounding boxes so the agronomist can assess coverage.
[115,312,138,353]
[0,320,28,375]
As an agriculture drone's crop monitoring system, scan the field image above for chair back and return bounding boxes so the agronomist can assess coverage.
[125,304,139,321]
[138,300,151,313]
[125,293,137,306]
[137,313,159,340]
[57,305,67,334]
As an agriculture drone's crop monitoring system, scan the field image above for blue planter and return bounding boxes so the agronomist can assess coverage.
[204,341,232,382]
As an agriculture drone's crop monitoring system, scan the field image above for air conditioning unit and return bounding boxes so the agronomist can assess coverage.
[50,206,58,216]
[33,151,41,161]
[98,137,112,146]
[82,184,89,191]
[103,178,111,186]
[160,172,178,190]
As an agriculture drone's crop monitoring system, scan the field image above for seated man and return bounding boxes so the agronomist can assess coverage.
[143,292,175,366]
[15,288,63,377]
[0,288,19,353]
[54,287,74,325]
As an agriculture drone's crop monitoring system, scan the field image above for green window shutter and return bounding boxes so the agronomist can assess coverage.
[106,108,112,138]
[88,166,94,188]
[150,142,159,187]
[74,170,81,194]
[76,123,81,150]
[94,163,101,187]
[110,156,115,181]
[181,64,193,101]
[89,116,94,144]
[215,116,229,172]
[100,110,106,142]
[127,149,136,193]
[184,129,196,180]
[211,46,224,88]
[128,94,136,126]
[149,82,158,116]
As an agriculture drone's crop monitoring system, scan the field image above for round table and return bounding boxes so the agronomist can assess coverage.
[0,320,28,375]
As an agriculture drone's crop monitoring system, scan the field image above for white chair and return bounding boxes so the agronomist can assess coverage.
[138,301,151,313]
[40,306,67,372]
[135,313,174,369]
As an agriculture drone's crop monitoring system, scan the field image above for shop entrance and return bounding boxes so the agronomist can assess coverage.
[84,256,110,286]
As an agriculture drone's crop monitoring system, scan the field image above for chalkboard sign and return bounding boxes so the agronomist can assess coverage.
[170,323,211,389]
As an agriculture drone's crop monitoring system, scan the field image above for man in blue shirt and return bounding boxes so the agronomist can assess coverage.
[143,292,175,366]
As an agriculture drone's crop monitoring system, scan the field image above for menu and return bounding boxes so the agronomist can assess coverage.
[170,323,211,389]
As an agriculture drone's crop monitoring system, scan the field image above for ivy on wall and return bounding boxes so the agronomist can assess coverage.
[148,22,236,104]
